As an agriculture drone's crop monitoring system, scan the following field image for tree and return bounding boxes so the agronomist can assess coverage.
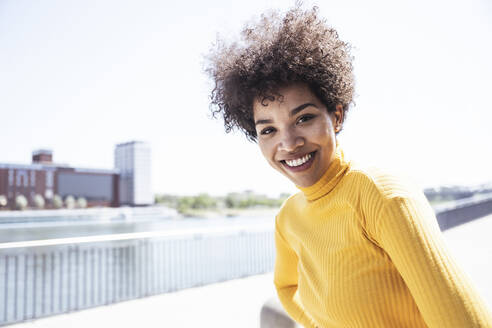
[33,194,45,209]
[15,195,28,210]
[65,195,75,209]
[177,196,194,213]
[191,193,217,209]
[77,197,88,208]
[225,193,241,208]
[0,195,7,208]
[53,195,63,209]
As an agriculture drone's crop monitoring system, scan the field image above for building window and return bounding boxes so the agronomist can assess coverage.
[16,170,28,188]
[31,171,36,187]
[8,170,14,186]
[46,171,54,188]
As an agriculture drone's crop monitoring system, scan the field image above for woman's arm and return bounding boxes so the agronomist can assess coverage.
[372,193,492,327]
[274,219,317,328]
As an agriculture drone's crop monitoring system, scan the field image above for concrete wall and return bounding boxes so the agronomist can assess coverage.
[57,172,113,202]
[436,197,492,231]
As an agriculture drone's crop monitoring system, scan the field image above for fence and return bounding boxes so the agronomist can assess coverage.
[0,226,275,326]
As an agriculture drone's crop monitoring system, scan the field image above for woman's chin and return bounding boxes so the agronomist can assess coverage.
[283,171,318,188]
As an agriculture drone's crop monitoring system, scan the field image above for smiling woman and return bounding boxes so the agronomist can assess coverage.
[205,4,492,328]
[253,83,342,188]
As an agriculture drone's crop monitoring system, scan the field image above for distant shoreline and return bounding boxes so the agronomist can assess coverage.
[179,207,279,219]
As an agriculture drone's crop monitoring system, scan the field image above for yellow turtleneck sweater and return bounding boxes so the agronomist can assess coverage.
[274,147,492,328]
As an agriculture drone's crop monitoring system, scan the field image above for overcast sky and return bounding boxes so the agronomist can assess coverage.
[1,0,491,196]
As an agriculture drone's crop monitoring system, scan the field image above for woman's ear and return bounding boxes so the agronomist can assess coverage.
[333,104,344,132]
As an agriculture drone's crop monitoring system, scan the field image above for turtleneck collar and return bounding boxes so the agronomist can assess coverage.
[297,144,350,202]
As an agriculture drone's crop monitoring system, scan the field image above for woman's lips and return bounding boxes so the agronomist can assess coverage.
[281,151,316,172]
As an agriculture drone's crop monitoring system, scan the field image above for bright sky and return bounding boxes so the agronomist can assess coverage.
[1,0,491,197]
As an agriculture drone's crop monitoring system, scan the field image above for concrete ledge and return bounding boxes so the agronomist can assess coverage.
[436,195,492,230]
[260,297,300,328]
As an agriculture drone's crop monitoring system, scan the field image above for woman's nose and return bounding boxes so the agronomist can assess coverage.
[278,130,305,153]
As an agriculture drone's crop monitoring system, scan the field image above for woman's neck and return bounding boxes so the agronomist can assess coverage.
[297,145,350,201]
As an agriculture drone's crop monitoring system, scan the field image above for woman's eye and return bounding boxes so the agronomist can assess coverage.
[260,127,276,135]
[297,114,315,124]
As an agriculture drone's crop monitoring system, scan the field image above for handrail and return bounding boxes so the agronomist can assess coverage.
[0,223,272,250]
[0,224,275,326]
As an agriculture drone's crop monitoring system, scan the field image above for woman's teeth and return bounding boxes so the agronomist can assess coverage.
[285,153,312,167]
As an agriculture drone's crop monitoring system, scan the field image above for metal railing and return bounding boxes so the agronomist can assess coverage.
[0,225,275,326]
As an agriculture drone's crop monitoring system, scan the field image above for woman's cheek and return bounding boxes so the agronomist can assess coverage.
[259,139,273,161]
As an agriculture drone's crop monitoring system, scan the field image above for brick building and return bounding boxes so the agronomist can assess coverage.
[0,150,119,209]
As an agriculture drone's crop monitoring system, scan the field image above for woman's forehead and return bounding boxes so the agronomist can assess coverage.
[253,84,320,113]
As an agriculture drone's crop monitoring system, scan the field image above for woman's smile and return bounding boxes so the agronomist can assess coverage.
[253,83,343,188]
[280,151,316,172]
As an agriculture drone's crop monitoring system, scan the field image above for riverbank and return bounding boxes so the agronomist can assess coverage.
[179,207,279,219]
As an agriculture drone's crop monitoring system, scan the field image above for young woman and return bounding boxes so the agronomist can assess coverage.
[206,5,492,328]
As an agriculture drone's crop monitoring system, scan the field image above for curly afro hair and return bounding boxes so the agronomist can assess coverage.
[205,5,355,142]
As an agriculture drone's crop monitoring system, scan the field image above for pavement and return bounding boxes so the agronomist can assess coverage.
[13,273,276,328]
[441,213,492,309]
[12,214,492,328]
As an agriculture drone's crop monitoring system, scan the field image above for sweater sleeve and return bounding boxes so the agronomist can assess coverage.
[372,194,492,327]
[274,219,318,328]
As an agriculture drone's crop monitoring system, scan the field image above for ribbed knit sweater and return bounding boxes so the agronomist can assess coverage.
[274,147,492,327]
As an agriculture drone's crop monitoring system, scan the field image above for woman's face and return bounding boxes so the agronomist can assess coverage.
[253,83,343,188]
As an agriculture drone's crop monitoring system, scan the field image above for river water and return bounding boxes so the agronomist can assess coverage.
[0,210,276,243]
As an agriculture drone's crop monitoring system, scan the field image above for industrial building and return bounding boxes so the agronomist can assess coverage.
[115,141,153,206]
[0,142,153,209]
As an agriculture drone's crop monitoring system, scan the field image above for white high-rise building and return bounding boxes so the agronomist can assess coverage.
[114,141,153,206]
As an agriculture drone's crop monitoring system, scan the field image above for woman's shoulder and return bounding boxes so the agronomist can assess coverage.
[344,160,424,202]
[277,192,305,214]
[343,161,431,231]
[275,192,306,227]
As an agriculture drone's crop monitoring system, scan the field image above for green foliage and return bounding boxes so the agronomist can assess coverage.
[53,195,63,209]
[155,191,290,213]
[177,196,194,213]
[33,194,45,209]
[191,193,217,209]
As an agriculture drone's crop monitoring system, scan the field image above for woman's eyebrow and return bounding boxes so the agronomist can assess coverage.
[255,103,318,126]
[255,118,273,126]
[290,103,318,116]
